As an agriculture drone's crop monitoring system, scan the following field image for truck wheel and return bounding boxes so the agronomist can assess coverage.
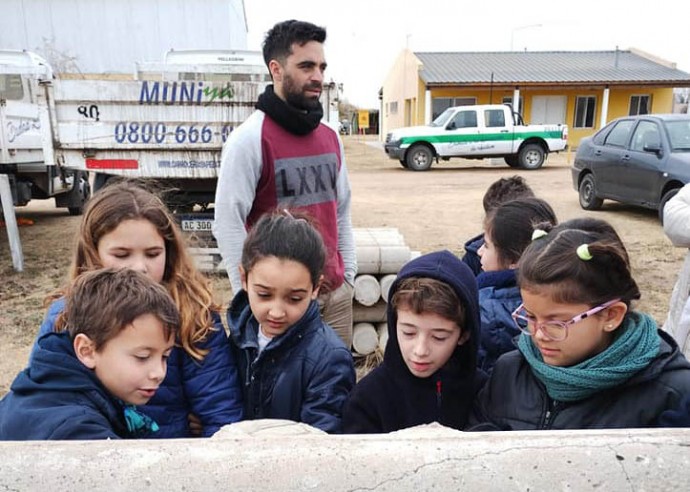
[518,144,545,170]
[405,145,433,171]
[578,174,603,210]
[658,188,680,223]
[67,173,91,216]
[399,159,408,169]
[504,156,520,168]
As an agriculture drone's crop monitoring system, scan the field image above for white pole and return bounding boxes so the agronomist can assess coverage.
[0,174,24,272]
[600,86,610,129]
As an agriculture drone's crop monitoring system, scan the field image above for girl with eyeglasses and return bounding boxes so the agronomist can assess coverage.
[468,218,690,430]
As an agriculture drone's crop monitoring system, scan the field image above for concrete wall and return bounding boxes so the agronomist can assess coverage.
[1,420,689,491]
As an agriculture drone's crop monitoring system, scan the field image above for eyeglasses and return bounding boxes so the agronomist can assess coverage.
[511,299,621,341]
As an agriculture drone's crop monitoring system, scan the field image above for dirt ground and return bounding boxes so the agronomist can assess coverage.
[0,135,686,395]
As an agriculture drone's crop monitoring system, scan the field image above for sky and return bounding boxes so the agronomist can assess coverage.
[244,0,690,109]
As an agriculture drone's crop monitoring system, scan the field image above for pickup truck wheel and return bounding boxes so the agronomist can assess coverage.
[578,174,603,210]
[518,144,545,170]
[504,156,520,168]
[399,159,408,168]
[658,188,680,223]
[405,145,433,171]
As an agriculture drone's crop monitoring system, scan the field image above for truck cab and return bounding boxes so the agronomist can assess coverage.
[0,50,89,213]
[384,104,567,171]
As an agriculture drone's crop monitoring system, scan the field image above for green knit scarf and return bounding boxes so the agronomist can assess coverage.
[517,312,660,402]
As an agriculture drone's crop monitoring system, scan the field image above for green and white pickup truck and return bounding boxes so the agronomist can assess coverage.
[384,104,568,171]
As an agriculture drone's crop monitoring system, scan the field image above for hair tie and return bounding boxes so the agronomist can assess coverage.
[576,244,593,261]
[531,229,548,241]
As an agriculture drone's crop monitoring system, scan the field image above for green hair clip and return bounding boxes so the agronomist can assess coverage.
[576,244,593,261]
[531,229,548,241]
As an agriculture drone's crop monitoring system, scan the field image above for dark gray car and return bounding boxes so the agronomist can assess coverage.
[572,114,690,220]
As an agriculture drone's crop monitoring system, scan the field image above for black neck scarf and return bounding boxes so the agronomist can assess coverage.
[255,84,324,136]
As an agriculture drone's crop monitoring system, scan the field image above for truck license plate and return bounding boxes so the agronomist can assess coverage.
[181,219,214,232]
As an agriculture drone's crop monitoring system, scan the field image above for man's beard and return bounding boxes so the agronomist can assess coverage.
[283,73,322,111]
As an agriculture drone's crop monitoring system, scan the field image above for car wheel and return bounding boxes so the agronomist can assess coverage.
[405,145,433,171]
[518,144,545,170]
[578,174,603,210]
[658,188,680,223]
[504,155,520,168]
[399,159,408,169]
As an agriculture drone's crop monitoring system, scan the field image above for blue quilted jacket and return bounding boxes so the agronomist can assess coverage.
[227,291,355,433]
[476,269,522,374]
[31,298,244,438]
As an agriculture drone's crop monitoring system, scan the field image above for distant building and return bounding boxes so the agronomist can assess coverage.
[381,49,690,146]
[0,0,247,75]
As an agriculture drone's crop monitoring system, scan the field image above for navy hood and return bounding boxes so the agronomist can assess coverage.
[384,250,480,377]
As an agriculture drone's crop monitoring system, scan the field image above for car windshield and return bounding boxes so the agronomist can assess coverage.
[430,108,454,127]
[665,120,690,151]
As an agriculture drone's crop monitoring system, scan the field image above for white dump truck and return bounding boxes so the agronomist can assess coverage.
[384,103,568,171]
[0,50,90,214]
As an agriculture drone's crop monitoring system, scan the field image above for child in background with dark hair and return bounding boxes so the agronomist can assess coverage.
[462,176,535,276]
[227,211,355,433]
[477,197,557,373]
[342,251,484,433]
[31,181,243,438]
[0,269,179,440]
[469,218,690,430]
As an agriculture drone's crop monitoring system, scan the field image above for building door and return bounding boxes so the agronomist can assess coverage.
[530,96,567,125]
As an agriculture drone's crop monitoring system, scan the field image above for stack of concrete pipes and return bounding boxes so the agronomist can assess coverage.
[350,228,419,356]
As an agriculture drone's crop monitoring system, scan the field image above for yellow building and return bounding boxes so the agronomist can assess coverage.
[381,48,690,147]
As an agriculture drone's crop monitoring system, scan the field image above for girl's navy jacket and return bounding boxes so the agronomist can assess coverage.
[31,298,244,438]
[476,269,522,374]
[0,332,129,440]
[342,250,486,433]
[227,291,355,433]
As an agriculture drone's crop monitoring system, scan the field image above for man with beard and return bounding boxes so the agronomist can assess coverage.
[213,20,356,349]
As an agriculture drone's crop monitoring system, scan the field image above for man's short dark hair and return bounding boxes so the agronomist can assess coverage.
[262,19,326,67]
[64,268,180,350]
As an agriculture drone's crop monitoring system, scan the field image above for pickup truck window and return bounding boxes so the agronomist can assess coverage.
[448,111,477,130]
[431,108,454,127]
[485,109,506,128]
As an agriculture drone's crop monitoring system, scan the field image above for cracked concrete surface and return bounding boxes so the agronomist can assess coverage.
[1,421,689,491]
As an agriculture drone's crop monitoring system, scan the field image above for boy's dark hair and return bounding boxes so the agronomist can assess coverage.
[518,220,640,308]
[484,197,558,268]
[391,277,465,330]
[64,269,180,350]
[262,20,327,67]
[482,175,535,213]
[242,211,326,288]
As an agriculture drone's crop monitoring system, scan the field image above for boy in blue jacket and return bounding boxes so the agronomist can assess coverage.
[0,269,179,440]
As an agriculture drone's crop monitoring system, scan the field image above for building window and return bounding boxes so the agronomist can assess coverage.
[431,97,476,120]
[390,101,398,115]
[502,96,523,114]
[574,96,596,128]
[629,95,651,116]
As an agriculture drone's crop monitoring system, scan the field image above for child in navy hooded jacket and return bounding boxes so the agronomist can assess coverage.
[0,269,180,440]
[342,250,485,433]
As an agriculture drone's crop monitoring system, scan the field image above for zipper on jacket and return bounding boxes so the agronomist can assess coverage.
[541,399,561,429]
